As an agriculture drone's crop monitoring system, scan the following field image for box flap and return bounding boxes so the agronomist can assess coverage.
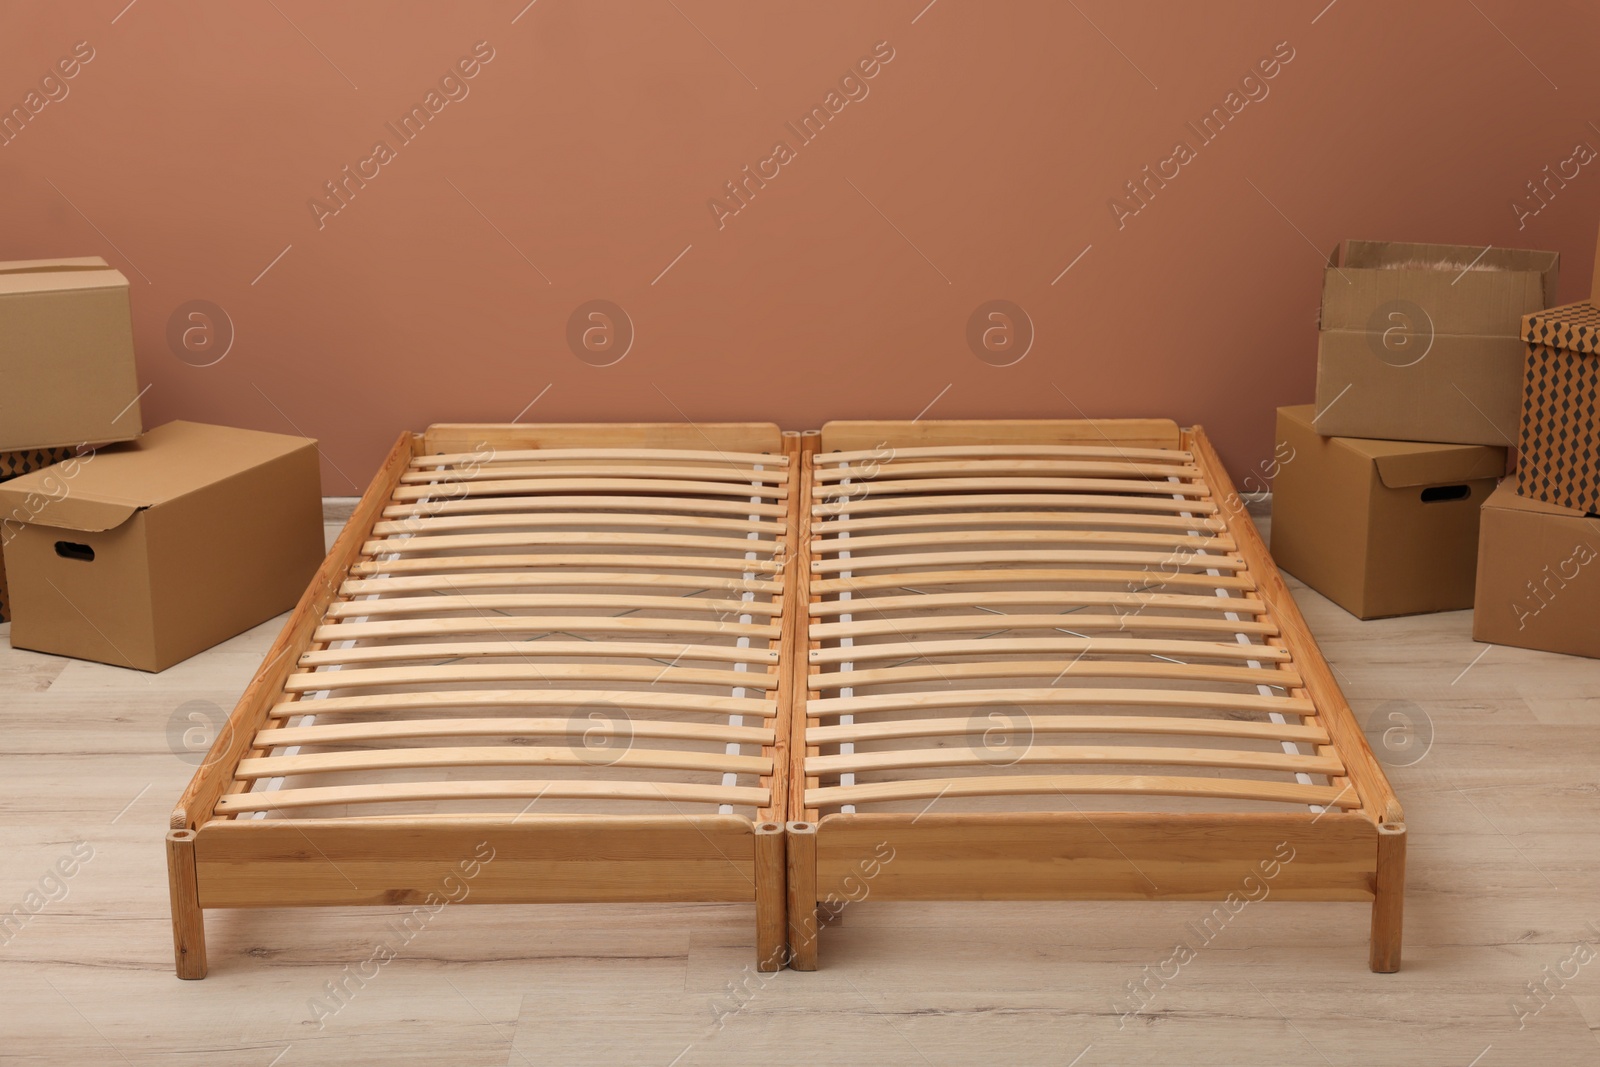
[0,256,127,297]
[0,420,317,532]
[1344,438,1507,488]
[1521,300,1600,356]
[1323,240,1558,334]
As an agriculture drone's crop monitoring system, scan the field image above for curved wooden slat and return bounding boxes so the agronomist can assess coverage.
[810,568,1254,594]
[392,478,787,502]
[810,590,1265,617]
[314,616,781,643]
[237,745,773,780]
[809,714,1328,746]
[216,778,769,814]
[813,492,1218,517]
[383,494,788,519]
[363,531,780,556]
[402,463,789,485]
[809,613,1278,640]
[343,569,780,595]
[808,637,1290,665]
[412,446,784,467]
[372,512,780,536]
[324,593,783,619]
[258,717,775,748]
[806,744,1342,778]
[808,687,1315,718]
[270,688,777,719]
[808,660,1300,690]
[813,459,1198,482]
[805,774,1353,809]
[810,549,1246,575]
[815,511,1226,534]
[821,444,1193,464]
[284,662,781,693]
[817,477,1209,500]
[348,556,783,580]
[812,529,1235,553]
[300,639,779,668]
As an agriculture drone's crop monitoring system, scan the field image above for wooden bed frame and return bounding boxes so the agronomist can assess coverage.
[785,419,1405,974]
[167,423,800,978]
[168,418,1403,977]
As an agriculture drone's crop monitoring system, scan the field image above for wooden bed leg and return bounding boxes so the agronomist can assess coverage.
[755,822,788,971]
[1369,821,1405,973]
[786,821,819,971]
[166,829,208,980]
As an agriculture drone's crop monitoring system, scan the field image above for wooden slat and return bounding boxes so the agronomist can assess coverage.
[215,778,769,814]
[347,556,783,581]
[257,716,775,748]
[283,662,781,693]
[270,689,776,719]
[412,446,785,467]
[809,549,1247,575]
[323,593,783,618]
[810,713,1328,746]
[809,613,1279,640]
[821,443,1192,464]
[362,531,780,556]
[813,459,1198,481]
[808,636,1291,665]
[341,572,782,597]
[815,510,1226,534]
[808,687,1316,718]
[813,492,1218,517]
[809,660,1301,690]
[421,421,783,456]
[237,745,773,780]
[812,529,1235,553]
[314,616,781,643]
[806,773,1353,809]
[383,494,788,519]
[371,512,780,536]
[403,463,788,485]
[299,639,779,668]
[810,590,1265,617]
[816,418,1182,453]
[391,478,787,502]
[817,476,1210,500]
[807,744,1341,778]
[810,568,1255,594]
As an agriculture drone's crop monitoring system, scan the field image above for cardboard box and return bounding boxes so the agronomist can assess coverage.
[0,421,324,671]
[1313,240,1559,446]
[1515,228,1600,513]
[0,256,144,452]
[1473,479,1600,658]
[0,446,79,622]
[1270,404,1506,619]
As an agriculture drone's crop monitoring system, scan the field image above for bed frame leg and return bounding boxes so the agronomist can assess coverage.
[166,829,208,980]
[755,822,788,971]
[786,821,819,971]
[1369,821,1405,973]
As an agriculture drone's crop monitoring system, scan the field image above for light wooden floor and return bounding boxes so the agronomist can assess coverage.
[2,511,1598,1066]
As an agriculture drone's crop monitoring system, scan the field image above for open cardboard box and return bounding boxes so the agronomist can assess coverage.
[0,421,324,671]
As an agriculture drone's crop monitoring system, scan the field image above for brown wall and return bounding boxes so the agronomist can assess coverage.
[3,1,1597,488]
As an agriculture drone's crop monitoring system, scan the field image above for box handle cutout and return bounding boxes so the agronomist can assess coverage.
[54,541,95,562]
[1419,485,1470,503]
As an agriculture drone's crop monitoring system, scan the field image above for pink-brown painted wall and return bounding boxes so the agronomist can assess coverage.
[3,1,1596,488]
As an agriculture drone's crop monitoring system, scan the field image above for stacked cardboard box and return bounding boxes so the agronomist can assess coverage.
[0,256,325,670]
[1273,240,1547,620]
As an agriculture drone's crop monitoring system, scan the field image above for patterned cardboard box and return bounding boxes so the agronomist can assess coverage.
[1519,301,1600,515]
[0,447,78,621]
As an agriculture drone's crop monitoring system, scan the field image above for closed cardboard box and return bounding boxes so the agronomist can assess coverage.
[0,421,324,671]
[1271,405,1505,619]
[1313,240,1558,446]
[0,257,144,451]
[1473,480,1600,658]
